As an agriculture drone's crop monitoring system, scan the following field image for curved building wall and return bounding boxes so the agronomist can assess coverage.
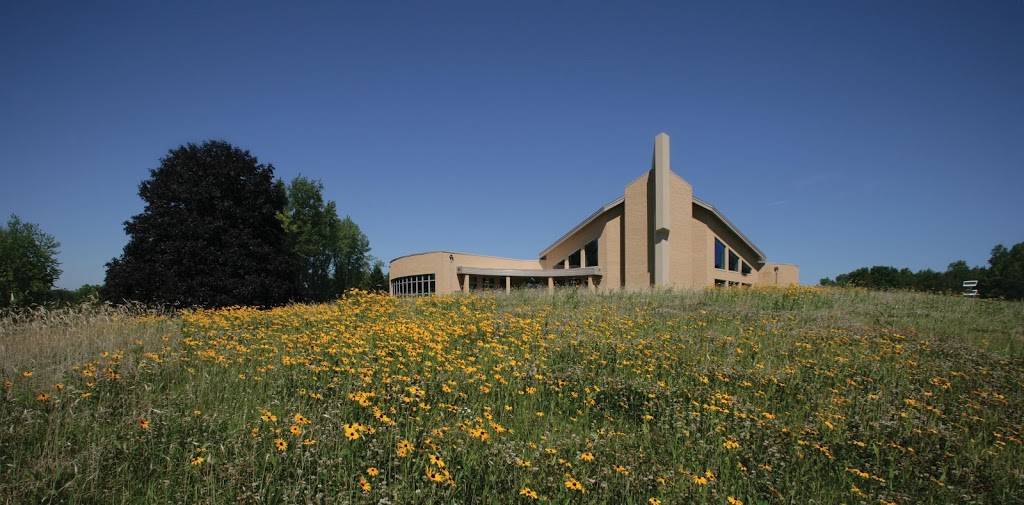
[390,252,542,295]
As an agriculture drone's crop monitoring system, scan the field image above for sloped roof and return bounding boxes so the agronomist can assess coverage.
[538,195,766,263]
[538,196,624,258]
[692,197,766,262]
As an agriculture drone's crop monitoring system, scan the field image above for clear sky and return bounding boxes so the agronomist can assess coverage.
[2,1,1022,289]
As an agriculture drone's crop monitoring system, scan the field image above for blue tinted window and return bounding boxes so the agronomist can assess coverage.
[714,239,726,269]
[728,250,740,272]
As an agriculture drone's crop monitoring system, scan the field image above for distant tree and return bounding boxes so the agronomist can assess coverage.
[47,284,102,306]
[334,216,370,294]
[103,141,297,307]
[0,215,62,307]
[819,241,1023,300]
[365,260,388,292]
[986,243,1024,299]
[279,176,342,302]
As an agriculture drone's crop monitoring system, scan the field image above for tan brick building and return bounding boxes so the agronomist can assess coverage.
[389,133,798,296]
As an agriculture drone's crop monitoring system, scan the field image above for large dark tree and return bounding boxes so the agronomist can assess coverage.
[103,141,297,307]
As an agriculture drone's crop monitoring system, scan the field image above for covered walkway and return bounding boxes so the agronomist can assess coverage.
[456,266,601,293]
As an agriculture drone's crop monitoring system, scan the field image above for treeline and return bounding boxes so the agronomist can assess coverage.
[2,140,388,309]
[820,242,1024,300]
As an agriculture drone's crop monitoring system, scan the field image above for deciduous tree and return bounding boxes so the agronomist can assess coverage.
[103,141,297,307]
[0,215,61,307]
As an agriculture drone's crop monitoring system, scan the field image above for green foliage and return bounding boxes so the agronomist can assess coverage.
[334,216,371,294]
[0,215,61,307]
[102,141,297,307]
[986,243,1024,299]
[279,176,342,301]
[365,260,388,292]
[820,241,1024,299]
[279,176,375,301]
[45,284,102,306]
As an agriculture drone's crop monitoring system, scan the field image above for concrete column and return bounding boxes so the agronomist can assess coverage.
[587,275,595,291]
[505,276,511,293]
[580,247,587,268]
[547,277,554,294]
[462,274,470,293]
[653,132,671,286]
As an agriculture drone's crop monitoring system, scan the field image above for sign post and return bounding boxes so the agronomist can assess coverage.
[962,280,978,297]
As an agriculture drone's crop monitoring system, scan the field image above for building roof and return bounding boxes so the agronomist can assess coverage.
[538,196,624,258]
[389,250,540,265]
[692,197,766,263]
[538,195,767,263]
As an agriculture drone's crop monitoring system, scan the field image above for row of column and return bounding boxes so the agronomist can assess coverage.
[461,274,596,293]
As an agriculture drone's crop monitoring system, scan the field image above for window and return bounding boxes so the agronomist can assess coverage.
[728,250,739,272]
[741,261,751,276]
[568,249,581,269]
[584,239,598,267]
[714,279,726,287]
[714,239,726,269]
[728,281,739,287]
[391,273,436,297]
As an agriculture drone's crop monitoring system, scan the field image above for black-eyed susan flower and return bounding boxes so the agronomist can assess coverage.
[519,487,539,500]
[274,438,288,452]
[396,439,414,457]
[564,477,585,493]
[343,423,361,441]
[428,454,446,468]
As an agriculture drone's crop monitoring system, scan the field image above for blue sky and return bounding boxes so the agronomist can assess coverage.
[2,1,1022,288]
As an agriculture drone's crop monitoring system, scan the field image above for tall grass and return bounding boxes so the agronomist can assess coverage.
[1,303,178,384]
[1,287,1021,504]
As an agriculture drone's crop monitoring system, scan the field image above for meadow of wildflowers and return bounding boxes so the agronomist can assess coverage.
[1,287,1022,504]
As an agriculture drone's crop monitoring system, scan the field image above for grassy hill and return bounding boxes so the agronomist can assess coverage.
[2,287,1022,504]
